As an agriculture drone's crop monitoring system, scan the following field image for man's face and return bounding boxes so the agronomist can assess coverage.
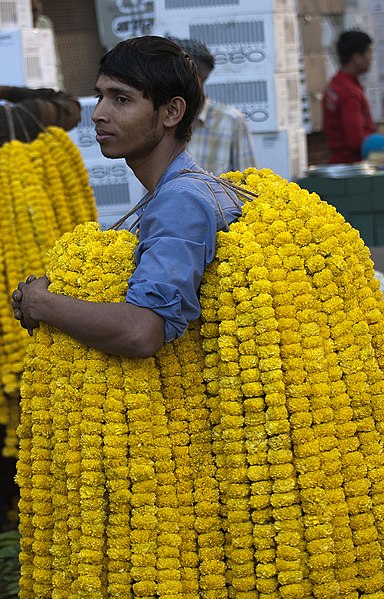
[92,74,168,164]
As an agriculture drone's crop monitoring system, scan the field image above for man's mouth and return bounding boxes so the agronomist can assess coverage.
[95,129,114,142]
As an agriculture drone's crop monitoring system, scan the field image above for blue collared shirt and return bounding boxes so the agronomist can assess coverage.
[126,151,243,342]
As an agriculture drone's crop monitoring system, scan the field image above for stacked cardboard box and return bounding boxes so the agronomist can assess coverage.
[68,96,145,231]
[298,0,345,133]
[0,0,58,88]
[151,0,307,180]
[94,0,155,50]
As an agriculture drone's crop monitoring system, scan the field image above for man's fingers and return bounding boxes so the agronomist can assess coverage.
[13,308,22,321]
[13,274,37,301]
[12,289,22,302]
[12,277,41,332]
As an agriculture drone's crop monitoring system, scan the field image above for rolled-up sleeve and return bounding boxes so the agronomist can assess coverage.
[126,181,218,342]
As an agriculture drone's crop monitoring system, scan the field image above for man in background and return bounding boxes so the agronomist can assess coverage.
[169,37,256,175]
[322,29,376,164]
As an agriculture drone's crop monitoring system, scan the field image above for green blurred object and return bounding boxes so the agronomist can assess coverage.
[0,530,20,599]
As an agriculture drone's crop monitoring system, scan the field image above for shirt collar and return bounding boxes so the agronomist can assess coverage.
[195,97,210,125]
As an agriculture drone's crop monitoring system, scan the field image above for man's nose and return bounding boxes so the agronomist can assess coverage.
[92,101,107,122]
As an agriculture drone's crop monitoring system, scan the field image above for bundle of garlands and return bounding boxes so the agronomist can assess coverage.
[0,126,97,457]
[16,167,384,598]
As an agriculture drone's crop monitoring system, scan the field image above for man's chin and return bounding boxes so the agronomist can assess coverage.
[99,149,124,160]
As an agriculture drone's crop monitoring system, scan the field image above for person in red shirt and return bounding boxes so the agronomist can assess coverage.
[322,30,376,164]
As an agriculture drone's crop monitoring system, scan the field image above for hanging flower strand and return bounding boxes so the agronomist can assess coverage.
[16,166,384,598]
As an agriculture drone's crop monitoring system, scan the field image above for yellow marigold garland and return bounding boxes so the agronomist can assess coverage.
[0,127,97,456]
[16,167,384,597]
[204,167,384,598]
[0,141,27,404]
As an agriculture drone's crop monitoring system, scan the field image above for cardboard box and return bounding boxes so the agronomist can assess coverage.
[297,0,344,15]
[0,0,33,29]
[301,91,323,133]
[68,96,100,159]
[372,13,384,74]
[343,11,374,35]
[299,14,344,54]
[303,54,327,94]
[205,72,302,133]
[302,51,338,86]
[0,28,57,88]
[345,0,384,13]
[252,128,308,181]
[153,12,299,76]
[154,0,296,22]
[365,87,382,122]
[83,156,145,231]
[301,51,340,96]
[94,0,155,49]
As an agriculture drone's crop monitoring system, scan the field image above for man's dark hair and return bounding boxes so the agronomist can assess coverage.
[97,35,204,142]
[166,37,215,82]
[336,30,373,65]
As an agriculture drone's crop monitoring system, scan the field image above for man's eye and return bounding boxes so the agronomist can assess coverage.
[116,96,128,104]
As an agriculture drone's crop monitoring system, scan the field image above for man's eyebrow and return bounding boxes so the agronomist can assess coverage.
[94,84,134,95]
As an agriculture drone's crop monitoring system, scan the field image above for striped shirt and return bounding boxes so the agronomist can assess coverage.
[187,98,256,176]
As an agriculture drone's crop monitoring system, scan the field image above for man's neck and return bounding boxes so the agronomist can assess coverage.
[340,64,361,78]
[128,142,186,193]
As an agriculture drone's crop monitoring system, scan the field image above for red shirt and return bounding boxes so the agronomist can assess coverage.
[322,71,375,163]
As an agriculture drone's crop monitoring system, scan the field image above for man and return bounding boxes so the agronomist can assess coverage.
[322,29,376,164]
[169,36,256,175]
[0,85,80,145]
[11,35,242,358]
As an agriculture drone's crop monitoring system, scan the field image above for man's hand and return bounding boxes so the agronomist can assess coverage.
[11,273,164,357]
[11,274,49,335]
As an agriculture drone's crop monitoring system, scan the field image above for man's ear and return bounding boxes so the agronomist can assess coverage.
[163,96,186,129]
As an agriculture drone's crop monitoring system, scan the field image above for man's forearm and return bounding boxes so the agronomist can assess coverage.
[37,293,164,357]
[18,280,164,358]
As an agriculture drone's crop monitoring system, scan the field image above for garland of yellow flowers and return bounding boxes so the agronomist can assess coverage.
[204,167,384,598]
[0,126,97,457]
[16,168,384,597]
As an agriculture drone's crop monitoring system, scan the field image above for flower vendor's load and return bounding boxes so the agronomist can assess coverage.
[0,127,97,456]
[16,168,384,598]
